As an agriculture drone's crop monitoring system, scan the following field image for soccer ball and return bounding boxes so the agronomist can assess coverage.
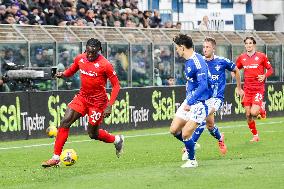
[46,126,57,138]
[60,149,78,166]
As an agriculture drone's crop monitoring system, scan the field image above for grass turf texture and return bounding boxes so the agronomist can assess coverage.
[0,117,284,189]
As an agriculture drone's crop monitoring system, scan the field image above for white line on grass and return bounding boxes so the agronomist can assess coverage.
[219,121,284,129]
[0,120,283,151]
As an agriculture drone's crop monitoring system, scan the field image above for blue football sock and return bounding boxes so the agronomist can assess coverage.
[174,131,183,142]
[183,138,195,160]
[208,125,221,141]
[192,121,206,142]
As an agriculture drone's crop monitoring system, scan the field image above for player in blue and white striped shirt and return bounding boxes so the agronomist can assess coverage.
[170,34,212,168]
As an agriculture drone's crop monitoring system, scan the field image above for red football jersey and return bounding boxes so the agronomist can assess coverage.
[236,52,272,92]
[63,53,118,105]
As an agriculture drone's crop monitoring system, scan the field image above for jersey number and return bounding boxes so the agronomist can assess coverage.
[254,93,263,102]
[193,107,204,120]
[90,111,102,124]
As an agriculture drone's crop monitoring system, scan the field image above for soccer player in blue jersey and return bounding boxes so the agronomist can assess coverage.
[181,37,244,160]
[170,34,212,168]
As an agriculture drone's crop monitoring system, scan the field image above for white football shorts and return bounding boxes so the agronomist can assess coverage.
[175,99,209,124]
[205,97,223,114]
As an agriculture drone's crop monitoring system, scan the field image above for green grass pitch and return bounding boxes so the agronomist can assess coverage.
[0,117,284,189]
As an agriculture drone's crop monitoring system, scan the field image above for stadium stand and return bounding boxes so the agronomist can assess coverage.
[0,0,183,28]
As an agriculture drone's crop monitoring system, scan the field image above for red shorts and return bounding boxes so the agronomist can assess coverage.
[68,95,107,126]
[242,91,264,107]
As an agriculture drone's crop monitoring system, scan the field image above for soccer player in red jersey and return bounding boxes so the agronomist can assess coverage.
[42,38,124,167]
[236,36,273,142]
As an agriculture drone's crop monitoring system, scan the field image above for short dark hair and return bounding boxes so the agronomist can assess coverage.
[204,36,216,46]
[244,36,256,44]
[86,38,101,48]
[86,38,102,52]
[173,34,193,49]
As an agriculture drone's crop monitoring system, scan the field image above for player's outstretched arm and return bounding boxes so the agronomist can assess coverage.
[103,75,121,118]
[265,66,273,78]
[257,54,274,82]
[257,66,273,82]
[61,56,80,78]
[262,65,273,81]
[108,75,121,105]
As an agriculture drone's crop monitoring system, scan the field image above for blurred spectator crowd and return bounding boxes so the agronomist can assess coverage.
[0,0,181,28]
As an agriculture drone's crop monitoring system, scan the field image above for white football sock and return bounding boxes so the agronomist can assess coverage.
[114,135,120,144]
[52,154,60,160]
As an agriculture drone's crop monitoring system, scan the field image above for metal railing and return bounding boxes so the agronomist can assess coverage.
[0,25,283,92]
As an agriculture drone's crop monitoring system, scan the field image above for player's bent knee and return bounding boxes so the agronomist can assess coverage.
[89,133,99,140]
[250,110,259,117]
[245,113,251,119]
[169,126,178,135]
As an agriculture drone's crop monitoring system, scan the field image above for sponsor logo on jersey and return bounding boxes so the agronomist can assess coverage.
[80,69,98,77]
[215,65,221,71]
[211,74,219,80]
[186,77,193,82]
[243,64,259,69]
[187,67,191,73]
[94,63,99,68]
[79,58,84,63]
